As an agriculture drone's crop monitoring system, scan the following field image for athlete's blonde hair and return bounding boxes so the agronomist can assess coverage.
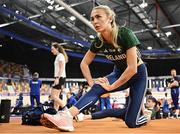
[92,5,119,48]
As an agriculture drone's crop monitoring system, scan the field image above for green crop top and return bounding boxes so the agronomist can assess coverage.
[90,27,141,71]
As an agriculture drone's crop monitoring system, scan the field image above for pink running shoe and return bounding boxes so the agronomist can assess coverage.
[41,111,74,132]
[40,116,57,129]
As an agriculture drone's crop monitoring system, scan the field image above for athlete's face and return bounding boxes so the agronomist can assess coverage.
[90,9,112,33]
[51,46,58,55]
[171,69,176,77]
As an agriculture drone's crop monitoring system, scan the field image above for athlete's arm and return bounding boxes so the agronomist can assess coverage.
[80,50,96,87]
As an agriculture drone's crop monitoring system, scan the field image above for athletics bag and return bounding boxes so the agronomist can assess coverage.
[21,104,56,125]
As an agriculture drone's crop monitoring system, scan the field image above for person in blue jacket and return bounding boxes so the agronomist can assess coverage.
[29,72,42,107]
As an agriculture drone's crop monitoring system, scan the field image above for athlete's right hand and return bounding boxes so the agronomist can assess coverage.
[88,77,109,87]
[94,77,109,84]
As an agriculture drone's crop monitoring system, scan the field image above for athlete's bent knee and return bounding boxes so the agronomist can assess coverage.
[91,84,106,95]
[125,120,137,128]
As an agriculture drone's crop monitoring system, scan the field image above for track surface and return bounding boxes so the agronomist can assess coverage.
[0,117,180,134]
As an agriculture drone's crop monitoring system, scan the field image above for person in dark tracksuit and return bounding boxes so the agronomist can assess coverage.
[168,69,179,118]
[41,5,148,132]
[29,72,42,107]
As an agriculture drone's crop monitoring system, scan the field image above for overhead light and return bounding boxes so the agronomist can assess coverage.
[15,10,19,14]
[40,9,46,13]
[54,4,60,9]
[77,43,83,47]
[165,31,172,37]
[139,0,148,8]
[49,0,54,5]
[2,4,6,7]
[138,13,145,19]
[46,0,54,5]
[140,3,148,8]
[48,5,53,10]
[32,48,38,51]
[126,0,131,4]
[69,16,76,21]
[132,7,141,12]
[177,47,180,51]
[147,46,152,50]
[0,44,2,47]
[129,3,135,7]
[51,25,56,29]
[147,24,154,28]
[143,19,150,24]
[55,6,64,11]
[152,29,158,33]
[46,0,51,3]
[156,33,160,37]
[89,35,95,39]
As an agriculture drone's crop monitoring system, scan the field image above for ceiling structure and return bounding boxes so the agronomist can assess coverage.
[0,0,180,59]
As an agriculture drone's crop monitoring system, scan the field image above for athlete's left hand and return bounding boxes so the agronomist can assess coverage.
[95,78,114,91]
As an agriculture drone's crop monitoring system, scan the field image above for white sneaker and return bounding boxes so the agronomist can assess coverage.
[41,111,74,132]
[144,109,152,122]
[175,114,179,119]
[75,113,84,122]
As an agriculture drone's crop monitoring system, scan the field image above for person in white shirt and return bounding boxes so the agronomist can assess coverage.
[50,42,68,111]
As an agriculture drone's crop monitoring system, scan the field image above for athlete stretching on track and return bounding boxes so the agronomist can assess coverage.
[41,5,149,131]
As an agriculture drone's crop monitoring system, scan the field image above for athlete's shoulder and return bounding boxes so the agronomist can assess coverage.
[57,53,65,58]
[119,26,132,34]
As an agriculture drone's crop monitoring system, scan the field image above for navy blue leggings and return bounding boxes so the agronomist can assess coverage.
[171,88,179,109]
[74,64,148,128]
[92,108,126,120]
